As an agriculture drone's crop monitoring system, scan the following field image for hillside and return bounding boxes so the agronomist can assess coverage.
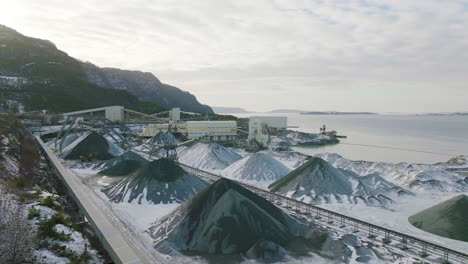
[0,24,212,113]
[83,64,212,112]
[211,106,249,113]
[0,114,107,263]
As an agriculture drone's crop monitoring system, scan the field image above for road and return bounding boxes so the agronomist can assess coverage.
[37,136,165,264]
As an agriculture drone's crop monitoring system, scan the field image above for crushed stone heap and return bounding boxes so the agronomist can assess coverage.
[178,142,242,171]
[148,178,312,258]
[61,131,124,160]
[102,158,208,204]
[222,152,291,183]
[95,150,148,176]
[316,153,468,192]
[269,157,356,197]
[147,131,180,145]
[269,157,408,206]
[148,178,364,263]
[409,195,468,242]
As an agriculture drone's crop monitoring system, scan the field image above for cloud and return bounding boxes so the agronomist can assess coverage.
[1,0,468,112]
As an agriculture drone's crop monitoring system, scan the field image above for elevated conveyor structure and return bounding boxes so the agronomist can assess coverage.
[177,162,468,264]
[36,136,159,264]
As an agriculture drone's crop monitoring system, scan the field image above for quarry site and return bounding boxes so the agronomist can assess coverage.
[1,106,467,264]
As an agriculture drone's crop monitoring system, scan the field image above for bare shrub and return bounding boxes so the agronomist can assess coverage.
[0,193,37,264]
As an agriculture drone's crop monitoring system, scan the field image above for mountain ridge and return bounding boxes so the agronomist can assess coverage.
[0,24,212,113]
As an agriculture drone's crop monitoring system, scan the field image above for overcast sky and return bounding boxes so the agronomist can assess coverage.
[1,0,468,113]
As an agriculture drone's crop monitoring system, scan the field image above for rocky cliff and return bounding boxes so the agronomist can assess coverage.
[0,24,212,113]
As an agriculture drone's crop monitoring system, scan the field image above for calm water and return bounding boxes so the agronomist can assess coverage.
[230,113,468,164]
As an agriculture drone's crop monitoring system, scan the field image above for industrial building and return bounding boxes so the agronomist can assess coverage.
[248,116,288,148]
[141,121,237,142]
[63,106,125,122]
[249,116,287,131]
[186,121,237,141]
[61,105,242,143]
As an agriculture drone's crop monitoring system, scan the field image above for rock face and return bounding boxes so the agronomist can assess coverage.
[149,178,307,256]
[269,157,356,197]
[95,151,148,176]
[222,152,290,183]
[83,64,212,113]
[409,195,468,242]
[178,142,242,172]
[102,159,208,204]
[0,24,212,113]
[61,131,123,160]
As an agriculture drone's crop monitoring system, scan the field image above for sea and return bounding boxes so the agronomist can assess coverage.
[228,113,468,164]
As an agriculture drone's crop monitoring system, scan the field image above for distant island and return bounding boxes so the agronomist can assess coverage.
[418,112,468,116]
[212,107,250,113]
[301,111,377,115]
[270,109,308,113]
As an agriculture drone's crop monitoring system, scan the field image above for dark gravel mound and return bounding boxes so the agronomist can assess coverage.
[149,178,307,256]
[96,151,148,176]
[269,157,355,196]
[409,195,468,242]
[102,159,208,204]
[61,131,120,160]
[148,131,179,145]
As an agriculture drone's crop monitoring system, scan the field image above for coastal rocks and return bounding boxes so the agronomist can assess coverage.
[61,131,124,160]
[102,158,208,204]
[221,152,290,183]
[178,142,242,172]
[409,195,468,242]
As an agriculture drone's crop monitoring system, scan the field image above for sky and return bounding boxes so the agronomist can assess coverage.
[1,0,468,113]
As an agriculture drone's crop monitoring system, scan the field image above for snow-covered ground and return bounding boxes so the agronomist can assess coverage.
[50,132,468,263]
[316,153,468,192]
[0,75,30,87]
[318,191,468,253]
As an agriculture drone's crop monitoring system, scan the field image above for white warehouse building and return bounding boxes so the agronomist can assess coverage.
[186,121,237,141]
[141,120,237,141]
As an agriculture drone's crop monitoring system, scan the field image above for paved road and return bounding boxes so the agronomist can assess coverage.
[37,137,165,264]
